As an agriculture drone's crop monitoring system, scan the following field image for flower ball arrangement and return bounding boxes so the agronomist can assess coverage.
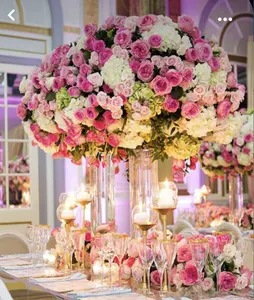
[17,14,244,171]
[199,113,254,179]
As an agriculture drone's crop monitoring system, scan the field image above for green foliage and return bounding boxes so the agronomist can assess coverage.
[45,91,56,101]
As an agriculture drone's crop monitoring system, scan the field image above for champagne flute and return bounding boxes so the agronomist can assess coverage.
[163,240,177,292]
[152,240,167,297]
[102,234,115,287]
[137,240,154,295]
[189,239,209,297]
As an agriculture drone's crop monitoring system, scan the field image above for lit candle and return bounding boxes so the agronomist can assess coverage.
[65,196,76,209]
[92,261,109,277]
[158,179,175,208]
[43,251,56,266]
[77,190,90,201]
[134,212,149,224]
[194,189,202,204]
[61,209,75,219]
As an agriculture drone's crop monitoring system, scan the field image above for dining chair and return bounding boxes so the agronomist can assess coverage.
[0,279,13,300]
[0,231,29,255]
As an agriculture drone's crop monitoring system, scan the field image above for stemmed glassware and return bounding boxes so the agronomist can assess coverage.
[137,240,154,295]
[151,241,168,297]
[112,234,130,286]
[189,239,209,297]
[163,240,177,293]
[101,234,116,287]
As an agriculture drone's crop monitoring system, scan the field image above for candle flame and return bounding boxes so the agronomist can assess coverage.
[165,178,169,189]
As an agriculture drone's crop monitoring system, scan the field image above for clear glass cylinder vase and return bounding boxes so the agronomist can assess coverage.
[87,156,115,233]
[129,149,159,236]
[228,174,243,225]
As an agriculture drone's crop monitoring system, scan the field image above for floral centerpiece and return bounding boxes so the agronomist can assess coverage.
[117,232,252,294]
[199,113,253,179]
[17,14,244,172]
[239,204,254,230]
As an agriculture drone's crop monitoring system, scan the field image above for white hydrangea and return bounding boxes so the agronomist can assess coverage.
[213,143,221,152]
[123,120,151,135]
[35,113,58,133]
[101,55,134,89]
[45,77,55,90]
[119,134,144,149]
[76,36,87,51]
[22,121,33,140]
[210,70,227,86]
[19,76,28,93]
[64,97,86,124]
[142,22,181,52]
[207,112,243,144]
[194,63,211,85]
[177,35,192,56]
[179,107,217,138]
[157,15,178,28]
[54,110,68,131]
[223,244,237,262]
[237,153,251,166]
[217,155,231,167]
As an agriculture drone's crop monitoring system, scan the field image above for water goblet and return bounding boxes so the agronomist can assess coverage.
[137,240,154,295]
[101,234,115,287]
[151,240,168,297]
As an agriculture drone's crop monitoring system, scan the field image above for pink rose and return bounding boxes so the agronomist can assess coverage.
[72,51,85,67]
[108,134,120,147]
[87,73,103,88]
[129,59,141,73]
[148,34,162,48]
[74,108,86,122]
[165,70,183,87]
[201,278,214,291]
[137,60,154,82]
[202,90,216,106]
[102,16,115,30]
[178,14,194,33]
[85,36,95,51]
[132,265,143,282]
[222,150,233,163]
[177,245,192,262]
[103,84,113,94]
[194,84,207,97]
[115,16,126,28]
[190,26,201,40]
[181,101,201,119]
[179,264,198,286]
[84,23,97,36]
[83,107,98,120]
[151,55,165,68]
[80,63,92,76]
[185,48,198,62]
[166,56,184,71]
[216,99,231,119]
[181,67,193,83]
[163,95,180,113]
[93,40,105,53]
[130,40,150,59]
[99,48,113,65]
[120,264,131,280]
[137,15,157,31]
[52,77,65,92]
[93,118,106,131]
[208,57,220,71]
[125,257,136,268]
[68,86,80,97]
[114,29,132,48]
[66,74,77,85]
[227,72,237,88]
[30,123,40,133]
[16,104,27,120]
[151,270,160,285]
[88,94,98,106]
[150,75,171,95]
[195,43,212,62]
[240,267,252,284]
[79,79,93,93]
[89,51,99,66]
[218,272,237,292]
[244,133,254,143]
[97,92,108,108]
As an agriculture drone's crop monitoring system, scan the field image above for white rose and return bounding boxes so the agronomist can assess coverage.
[87,72,103,88]
[19,76,28,93]
[223,244,236,262]
[235,276,248,290]
[76,36,87,51]
[236,136,244,147]
[237,153,251,166]
[226,144,233,151]
[45,77,55,89]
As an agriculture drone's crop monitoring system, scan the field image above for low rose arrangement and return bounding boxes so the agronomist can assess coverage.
[18,14,244,174]
[239,204,254,230]
[199,113,253,179]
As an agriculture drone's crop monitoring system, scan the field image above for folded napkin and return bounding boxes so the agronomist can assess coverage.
[0,258,31,267]
[2,263,43,270]
[31,272,85,283]
[69,287,132,298]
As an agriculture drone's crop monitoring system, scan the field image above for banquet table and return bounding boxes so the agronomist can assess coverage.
[0,254,253,300]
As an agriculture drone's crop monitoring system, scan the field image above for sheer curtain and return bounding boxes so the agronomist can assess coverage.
[8,125,27,161]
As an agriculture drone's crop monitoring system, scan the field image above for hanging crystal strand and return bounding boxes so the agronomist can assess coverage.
[229,174,243,225]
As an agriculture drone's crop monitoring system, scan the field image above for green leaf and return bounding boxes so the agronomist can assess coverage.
[171,86,184,99]
[83,50,91,60]
[45,91,56,101]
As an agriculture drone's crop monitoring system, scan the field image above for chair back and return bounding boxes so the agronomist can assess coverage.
[0,231,29,255]
[0,279,13,300]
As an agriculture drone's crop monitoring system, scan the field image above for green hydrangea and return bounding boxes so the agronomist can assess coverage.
[56,87,71,110]
[164,134,201,160]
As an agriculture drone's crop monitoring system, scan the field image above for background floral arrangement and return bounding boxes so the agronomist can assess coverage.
[195,202,231,228]
[17,14,244,171]
[199,113,254,179]
[239,204,254,230]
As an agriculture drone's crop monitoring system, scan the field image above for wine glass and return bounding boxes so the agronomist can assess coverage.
[137,240,154,295]
[163,240,177,285]
[112,234,130,286]
[92,236,106,286]
[189,239,209,297]
[101,234,115,287]
[151,240,168,297]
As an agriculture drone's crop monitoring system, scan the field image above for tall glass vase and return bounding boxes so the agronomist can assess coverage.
[87,156,116,233]
[228,174,243,225]
[129,149,159,236]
